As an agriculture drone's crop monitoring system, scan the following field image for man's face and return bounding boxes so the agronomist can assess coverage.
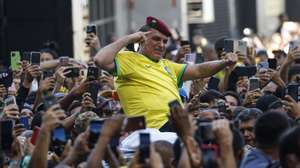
[225,95,238,108]
[140,29,168,61]
[239,119,256,147]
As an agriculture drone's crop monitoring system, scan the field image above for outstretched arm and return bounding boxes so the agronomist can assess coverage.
[183,53,237,81]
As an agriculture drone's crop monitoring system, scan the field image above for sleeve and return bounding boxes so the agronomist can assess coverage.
[167,61,187,87]
[113,51,135,77]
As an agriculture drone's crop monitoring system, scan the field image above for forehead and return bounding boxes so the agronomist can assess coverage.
[148,28,168,40]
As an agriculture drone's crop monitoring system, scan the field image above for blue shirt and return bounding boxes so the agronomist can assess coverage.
[240,148,280,168]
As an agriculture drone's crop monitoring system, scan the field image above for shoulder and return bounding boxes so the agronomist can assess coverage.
[240,149,271,168]
[117,50,139,57]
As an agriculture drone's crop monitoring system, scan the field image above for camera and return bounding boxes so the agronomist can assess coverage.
[64,67,80,78]
[194,120,239,168]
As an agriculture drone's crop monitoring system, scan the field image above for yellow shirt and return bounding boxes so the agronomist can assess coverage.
[114,51,187,129]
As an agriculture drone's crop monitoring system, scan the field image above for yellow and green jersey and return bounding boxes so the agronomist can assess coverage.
[114,51,187,129]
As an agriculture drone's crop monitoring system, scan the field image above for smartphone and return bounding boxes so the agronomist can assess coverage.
[10,51,21,71]
[224,39,247,56]
[287,84,300,102]
[217,100,226,113]
[52,126,67,143]
[87,67,99,81]
[208,77,220,90]
[0,120,14,151]
[249,77,260,91]
[124,116,146,132]
[30,52,41,65]
[19,116,30,130]
[168,99,181,109]
[233,66,257,77]
[180,40,190,46]
[184,53,196,64]
[30,127,41,145]
[268,58,277,70]
[4,96,16,106]
[64,67,80,78]
[89,120,105,147]
[86,25,97,34]
[22,51,31,62]
[88,82,99,104]
[43,95,57,110]
[139,133,150,164]
[0,68,13,88]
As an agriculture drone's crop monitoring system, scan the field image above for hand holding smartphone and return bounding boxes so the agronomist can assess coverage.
[30,52,41,65]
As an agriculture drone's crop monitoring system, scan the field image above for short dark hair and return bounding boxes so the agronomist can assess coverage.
[224,91,241,106]
[256,94,283,112]
[255,111,290,148]
[235,108,263,122]
[279,126,300,168]
[199,89,224,104]
[214,37,227,57]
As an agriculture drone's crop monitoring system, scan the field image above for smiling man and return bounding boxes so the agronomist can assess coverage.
[94,16,237,130]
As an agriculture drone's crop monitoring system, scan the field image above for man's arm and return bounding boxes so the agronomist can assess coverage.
[182,53,237,81]
[94,31,149,71]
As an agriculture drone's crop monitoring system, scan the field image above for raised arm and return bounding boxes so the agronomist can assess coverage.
[94,31,149,71]
[183,53,237,81]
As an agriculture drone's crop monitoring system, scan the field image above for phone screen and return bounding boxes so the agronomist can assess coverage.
[19,116,30,130]
[52,126,66,142]
[22,52,31,62]
[87,67,99,80]
[1,120,14,151]
[268,59,277,70]
[10,51,21,71]
[139,133,150,163]
[249,77,260,91]
[0,68,13,88]
[30,52,41,65]
[89,120,105,147]
[89,83,99,104]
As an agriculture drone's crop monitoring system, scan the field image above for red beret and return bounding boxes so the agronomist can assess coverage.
[146,16,171,37]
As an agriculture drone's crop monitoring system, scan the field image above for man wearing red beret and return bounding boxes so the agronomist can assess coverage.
[94,16,237,130]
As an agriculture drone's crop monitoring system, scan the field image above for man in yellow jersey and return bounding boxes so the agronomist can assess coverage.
[94,16,237,131]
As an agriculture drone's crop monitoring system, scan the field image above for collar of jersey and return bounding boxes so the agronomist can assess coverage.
[137,52,160,63]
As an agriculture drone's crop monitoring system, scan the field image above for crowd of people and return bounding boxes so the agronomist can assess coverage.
[1,15,300,168]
